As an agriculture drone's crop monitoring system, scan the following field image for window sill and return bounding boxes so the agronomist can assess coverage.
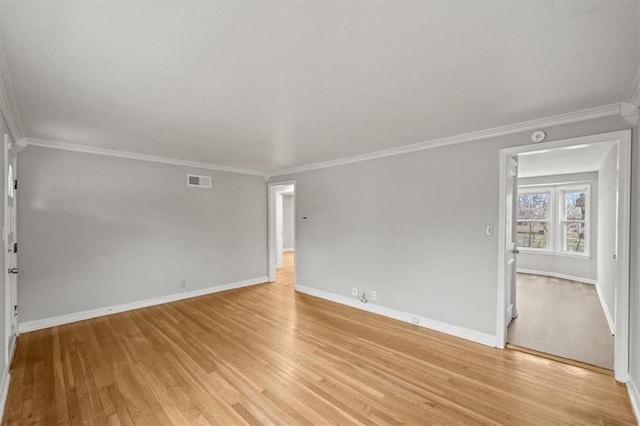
[518,249,591,259]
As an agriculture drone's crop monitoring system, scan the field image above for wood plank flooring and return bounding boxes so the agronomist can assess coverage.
[3,252,635,425]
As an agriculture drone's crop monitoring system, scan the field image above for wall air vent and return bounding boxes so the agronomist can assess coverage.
[187,174,212,188]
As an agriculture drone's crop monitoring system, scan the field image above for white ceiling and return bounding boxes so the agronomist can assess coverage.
[517,142,615,178]
[2,1,638,173]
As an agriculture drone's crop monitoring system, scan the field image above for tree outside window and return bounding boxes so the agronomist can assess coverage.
[516,184,590,256]
[562,191,587,253]
[516,191,550,249]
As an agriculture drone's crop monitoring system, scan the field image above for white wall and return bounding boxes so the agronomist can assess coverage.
[283,194,294,250]
[17,147,267,323]
[516,172,598,283]
[271,116,633,338]
[597,145,618,331]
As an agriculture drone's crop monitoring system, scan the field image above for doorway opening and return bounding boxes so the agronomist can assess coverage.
[268,182,296,288]
[497,130,631,382]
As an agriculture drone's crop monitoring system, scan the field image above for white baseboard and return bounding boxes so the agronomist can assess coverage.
[283,248,295,252]
[0,365,10,424]
[7,336,15,366]
[0,334,16,424]
[295,284,496,347]
[517,269,596,285]
[627,376,640,424]
[595,282,615,335]
[19,276,269,333]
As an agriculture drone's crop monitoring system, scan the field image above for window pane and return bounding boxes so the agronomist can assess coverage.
[517,192,550,220]
[565,191,586,220]
[563,222,586,253]
[517,221,549,249]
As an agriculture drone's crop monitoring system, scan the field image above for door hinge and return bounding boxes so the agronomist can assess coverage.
[13,243,17,253]
[13,305,17,316]
[13,179,17,190]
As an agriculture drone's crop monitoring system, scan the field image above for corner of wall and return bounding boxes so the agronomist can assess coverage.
[0,39,25,142]
[627,376,640,424]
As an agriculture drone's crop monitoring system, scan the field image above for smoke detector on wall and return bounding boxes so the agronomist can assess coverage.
[187,174,212,188]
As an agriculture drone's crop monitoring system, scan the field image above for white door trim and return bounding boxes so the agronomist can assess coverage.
[267,181,296,285]
[275,192,284,269]
[496,129,632,382]
[3,134,17,366]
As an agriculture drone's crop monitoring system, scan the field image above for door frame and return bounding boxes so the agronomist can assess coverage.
[504,157,518,328]
[267,180,296,284]
[496,129,632,382]
[3,134,17,364]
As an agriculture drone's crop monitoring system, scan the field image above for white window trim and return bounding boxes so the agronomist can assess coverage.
[517,187,554,253]
[517,182,591,258]
[557,184,591,257]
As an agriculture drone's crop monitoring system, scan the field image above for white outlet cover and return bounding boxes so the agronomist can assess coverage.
[371,291,377,300]
[351,287,359,296]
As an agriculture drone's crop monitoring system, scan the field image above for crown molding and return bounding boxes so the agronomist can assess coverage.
[620,102,639,126]
[18,102,628,179]
[625,67,640,110]
[266,103,622,178]
[24,138,265,176]
[14,137,27,152]
[0,23,25,141]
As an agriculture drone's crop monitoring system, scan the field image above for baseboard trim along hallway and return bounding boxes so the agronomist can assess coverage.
[295,284,497,347]
[19,276,269,333]
[627,377,640,423]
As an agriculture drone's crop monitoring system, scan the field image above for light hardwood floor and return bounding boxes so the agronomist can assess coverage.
[3,252,635,424]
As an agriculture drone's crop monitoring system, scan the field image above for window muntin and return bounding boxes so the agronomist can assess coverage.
[516,191,550,250]
[516,184,590,256]
[560,189,588,254]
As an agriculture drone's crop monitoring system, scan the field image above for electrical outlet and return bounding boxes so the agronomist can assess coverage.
[485,225,494,236]
[371,290,377,300]
[351,287,359,297]
[180,280,187,288]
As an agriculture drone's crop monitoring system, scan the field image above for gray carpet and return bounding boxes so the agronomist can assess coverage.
[507,273,614,369]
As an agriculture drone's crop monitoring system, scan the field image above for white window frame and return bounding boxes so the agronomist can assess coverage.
[557,184,591,257]
[516,187,553,252]
[517,182,591,258]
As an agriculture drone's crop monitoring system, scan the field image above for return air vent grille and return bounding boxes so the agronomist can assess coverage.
[187,174,212,188]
